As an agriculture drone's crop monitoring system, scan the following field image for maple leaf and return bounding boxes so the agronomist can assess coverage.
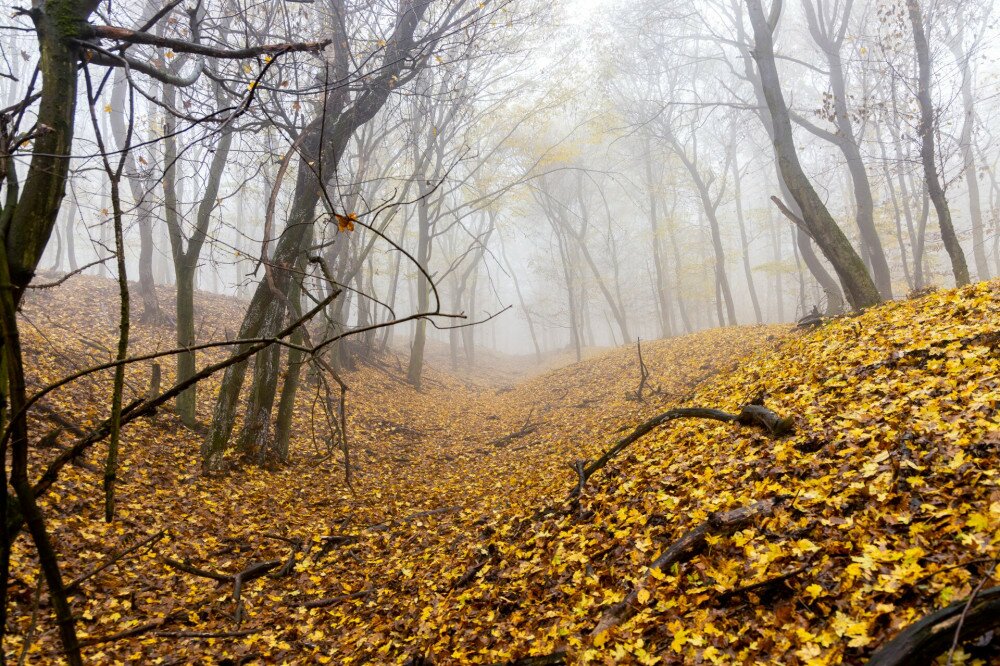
[335,212,357,232]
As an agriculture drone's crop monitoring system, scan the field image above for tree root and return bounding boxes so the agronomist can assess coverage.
[591,495,787,638]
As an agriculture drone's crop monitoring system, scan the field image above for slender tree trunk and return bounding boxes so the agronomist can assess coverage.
[745,0,881,309]
[731,152,762,323]
[110,71,161,323]
[104,176,129,523]
[0,258,83,664]
[667,223,693,333]
[499,233,542,362]
[206,0,427,468]
[463,272,477,366]
[406,186,432,388]
[65,198,78,271]
[769,210,785,321]
[949,34,989,280]
[644,146,673,337]
[46,221,62,272]
[799,0,894,298]
[555,229,581,361]
[875,118,913,290]
[906,0,970,286]
[273,276,305,462]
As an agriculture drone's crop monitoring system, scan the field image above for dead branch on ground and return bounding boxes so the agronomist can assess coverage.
[571,401,793,496]
[591,495,787,638]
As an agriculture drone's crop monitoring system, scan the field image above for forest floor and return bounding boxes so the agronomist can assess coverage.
[7,276,1000,665]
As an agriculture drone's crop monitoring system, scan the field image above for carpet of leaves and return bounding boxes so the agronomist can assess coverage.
[7,276,999,665]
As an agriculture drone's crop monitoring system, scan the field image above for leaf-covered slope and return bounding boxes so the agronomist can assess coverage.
[9,277,1000,665]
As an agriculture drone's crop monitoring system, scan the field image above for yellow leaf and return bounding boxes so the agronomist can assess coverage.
[636,588,651,605]
[670,627,689,652]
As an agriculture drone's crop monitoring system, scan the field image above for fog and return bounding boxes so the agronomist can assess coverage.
[4,0,999,373]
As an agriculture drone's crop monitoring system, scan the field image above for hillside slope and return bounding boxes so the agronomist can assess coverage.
[8,277,1000,664]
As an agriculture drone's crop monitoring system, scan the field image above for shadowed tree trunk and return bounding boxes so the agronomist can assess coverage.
[407,180,433,388]
[162,74,233,427]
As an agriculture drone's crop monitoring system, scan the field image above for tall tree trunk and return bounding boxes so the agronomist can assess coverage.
[406,185,432,388]
[906,0,970,286]
[499,233,542,362]
[768,209,785,321]
[205,0,428,468]
[64,198,78,271]
[273,275,306,462]
[745,0,881,309]
[163,78,233,427]
[644,144,673,336]
[799,0,893,298]
[730,151,762,323]
[949,31,989,280]
[555,229,581,361]
[875,119,913,290]
[667,221,693,333]
[109,70,161,322]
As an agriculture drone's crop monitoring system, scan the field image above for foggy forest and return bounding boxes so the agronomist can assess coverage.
[0,0,998,663]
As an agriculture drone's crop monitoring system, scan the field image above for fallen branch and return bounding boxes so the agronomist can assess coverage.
[367,506,462,532]
[66,529,165,593]
[163,557,231,583]
[569,460,588,496]
[79,618,171,647]
[715,562,811,603]
[865,585,1000,666]
[266,536,306,578]
[452,559,489,590]
[233,560,282,623]
[591,496,786,638]
[572,403,793,495]
[295,586,372,609]
[491,410,539,448]
[154,628,260,639]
